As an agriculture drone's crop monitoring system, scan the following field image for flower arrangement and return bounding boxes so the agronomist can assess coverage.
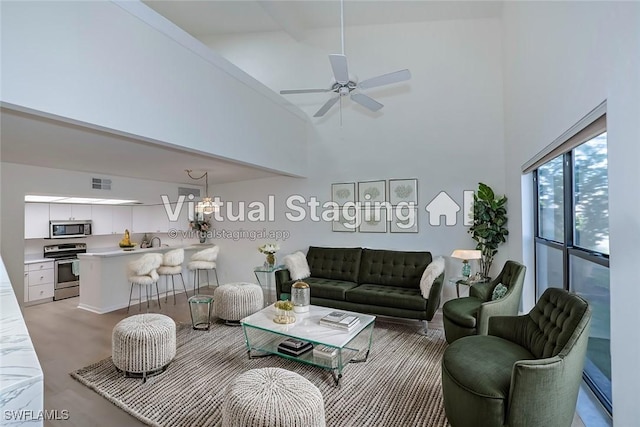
[259,243,280,267]
[189,219,210,231]
[258,243,280,255]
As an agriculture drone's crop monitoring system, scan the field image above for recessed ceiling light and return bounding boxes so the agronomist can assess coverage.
[25,195,140,205]
[93,199,141,205]
[24,195,67,203]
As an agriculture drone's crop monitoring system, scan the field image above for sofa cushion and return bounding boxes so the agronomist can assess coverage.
[358,249,432,288]
[442,297,483,328]
[345,284,427,311]
[443,335,535,399]
[305,277,359,300]
[306,246,362,282]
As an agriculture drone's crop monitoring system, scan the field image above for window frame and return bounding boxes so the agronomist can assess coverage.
[533,134,611,414]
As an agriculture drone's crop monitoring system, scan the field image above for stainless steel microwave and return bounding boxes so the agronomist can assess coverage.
[49,220,92,239]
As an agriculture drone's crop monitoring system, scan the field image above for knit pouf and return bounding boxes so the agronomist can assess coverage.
[213,282,264,322]
[112,313,176,381]
[221,368,326,427]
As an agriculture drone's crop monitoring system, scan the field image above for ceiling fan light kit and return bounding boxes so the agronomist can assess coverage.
[280,0,411,119]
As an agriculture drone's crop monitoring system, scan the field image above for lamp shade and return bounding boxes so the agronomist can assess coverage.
[451,249,482,260]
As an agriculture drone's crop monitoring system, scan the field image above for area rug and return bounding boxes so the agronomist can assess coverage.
[71,319,449,427]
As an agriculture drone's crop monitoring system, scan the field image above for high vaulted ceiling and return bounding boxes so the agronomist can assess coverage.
[143,1,503,39]
[1,1,503,186]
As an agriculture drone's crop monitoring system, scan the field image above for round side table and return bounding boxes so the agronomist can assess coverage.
[188,295,214,330]
[448,277,471,298]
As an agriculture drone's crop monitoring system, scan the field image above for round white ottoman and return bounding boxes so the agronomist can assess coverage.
[112,313,176,382]
[213,282,264,324]
[221,368,326,427]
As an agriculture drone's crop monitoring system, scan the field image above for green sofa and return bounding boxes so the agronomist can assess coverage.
[275,246,444,329]
[441,288,592,427]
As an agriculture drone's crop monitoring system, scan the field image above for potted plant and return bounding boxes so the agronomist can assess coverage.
[273,299,295,324]
[468,182,508,279]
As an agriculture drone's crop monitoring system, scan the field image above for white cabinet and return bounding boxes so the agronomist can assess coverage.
[24,203,50,239]
[132,205,169,234]
[168,200,190,233]
[24,261,54,303]
[90,205,113,235]
[112,206,133,234]
[49,204,92,221]
[91,205,132,235]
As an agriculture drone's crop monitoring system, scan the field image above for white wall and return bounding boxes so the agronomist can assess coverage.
[0,0,307,177]
[0,162,201,304]
[502,1,640,424]
[200,18,508,303]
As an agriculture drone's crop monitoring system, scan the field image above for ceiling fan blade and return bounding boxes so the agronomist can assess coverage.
[329,54,349,84]
[350,93,384,112]
[313,96,340,117]
[280,88,330,95]
[358,69,411,90]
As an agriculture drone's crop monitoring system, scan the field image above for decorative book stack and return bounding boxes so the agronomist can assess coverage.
[319,311,360,331]
[312,344,339,368]
[277,338,313,357]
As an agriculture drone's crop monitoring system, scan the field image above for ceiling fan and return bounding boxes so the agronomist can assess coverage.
[279,0,411,119]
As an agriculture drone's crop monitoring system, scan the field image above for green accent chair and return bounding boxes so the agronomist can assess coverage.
[441,288,592,427]
[442,261,526,344]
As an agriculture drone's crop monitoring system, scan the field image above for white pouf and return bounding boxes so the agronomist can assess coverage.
[213,282,264,322]
[221,368,326,427]
[112,313,176,381]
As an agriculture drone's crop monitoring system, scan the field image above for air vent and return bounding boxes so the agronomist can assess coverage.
[178,187,200,197]
[92,178,112,190]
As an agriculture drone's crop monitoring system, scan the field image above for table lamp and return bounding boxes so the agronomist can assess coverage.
[451,249,482,278]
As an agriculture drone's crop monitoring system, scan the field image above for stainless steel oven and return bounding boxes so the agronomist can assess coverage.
[44,243,87,300]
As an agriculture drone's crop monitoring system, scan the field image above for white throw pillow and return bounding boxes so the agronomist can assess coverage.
[283,251,311,281]
[420,256,445,299]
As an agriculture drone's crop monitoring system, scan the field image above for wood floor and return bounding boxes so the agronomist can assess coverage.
[22,292,584,427]
[23,289,200,427]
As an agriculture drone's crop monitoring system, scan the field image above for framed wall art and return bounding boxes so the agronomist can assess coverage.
[389,179,418,205]
[390,206,419,233]
[358,180,386,204]
[359,209,387,233]
[332,208,357,232]
[331,182,356,206]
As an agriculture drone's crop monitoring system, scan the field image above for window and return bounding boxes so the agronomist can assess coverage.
[533,117,611,413]
[573,133,609,254]
[537,156,564,242]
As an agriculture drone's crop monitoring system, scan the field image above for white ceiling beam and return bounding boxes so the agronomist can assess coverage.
[258,0,306,41]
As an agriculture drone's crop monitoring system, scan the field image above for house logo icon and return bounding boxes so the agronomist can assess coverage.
[425,191,460,226]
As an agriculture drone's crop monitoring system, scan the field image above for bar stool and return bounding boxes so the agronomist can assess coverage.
[157,248,188,304]
[187,246,219,295]
[127,253,163,313]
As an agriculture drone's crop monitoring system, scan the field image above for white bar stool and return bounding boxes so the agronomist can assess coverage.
[187,246,220,295]
[157,248,188,304]
[127,253,163,312]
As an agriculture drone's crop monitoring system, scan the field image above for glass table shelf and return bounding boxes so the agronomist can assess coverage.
[241,304,375,386]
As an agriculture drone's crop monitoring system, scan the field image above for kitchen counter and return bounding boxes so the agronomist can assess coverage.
[79,243,213,258]
[24,254,51,264]
[77,244,216,314]
[0,256,44,426]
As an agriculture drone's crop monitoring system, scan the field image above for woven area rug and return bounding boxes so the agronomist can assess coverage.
[71,319,449,427]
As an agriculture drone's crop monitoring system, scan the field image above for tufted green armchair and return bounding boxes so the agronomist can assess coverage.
[441,288,592,427]
[443,260,526,343]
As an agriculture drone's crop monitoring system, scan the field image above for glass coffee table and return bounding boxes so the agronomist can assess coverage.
[241,304,375,386]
